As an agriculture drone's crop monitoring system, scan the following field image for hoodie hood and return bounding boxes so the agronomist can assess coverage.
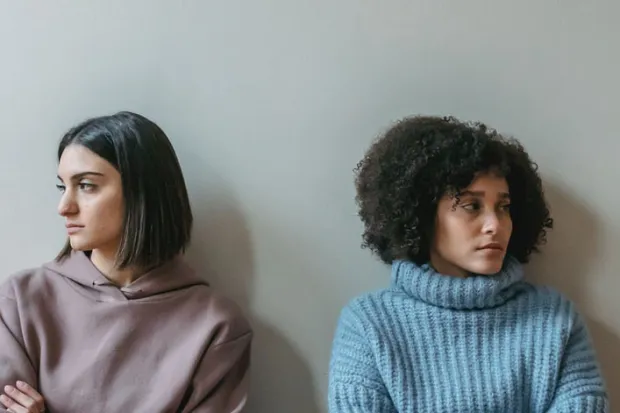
[43,250,208,302]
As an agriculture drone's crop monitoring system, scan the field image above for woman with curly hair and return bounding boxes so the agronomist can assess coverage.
[328,116,608,412]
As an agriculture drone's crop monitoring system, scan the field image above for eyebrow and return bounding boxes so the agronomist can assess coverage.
[459,190,510,198]
[57,172,104,181]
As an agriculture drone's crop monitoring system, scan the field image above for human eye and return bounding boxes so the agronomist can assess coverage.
[499,202,511,213]
[56,184,66,193]
[461,201,481,212]
[78,182,97,192]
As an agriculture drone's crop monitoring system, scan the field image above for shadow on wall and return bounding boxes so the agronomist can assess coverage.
[527,180,620,411]
[184,192,320,413]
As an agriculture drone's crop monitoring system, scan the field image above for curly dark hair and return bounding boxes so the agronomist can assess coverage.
[355,115,553,265]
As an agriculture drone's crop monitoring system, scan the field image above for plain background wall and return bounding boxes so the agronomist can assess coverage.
[0,1,618,411]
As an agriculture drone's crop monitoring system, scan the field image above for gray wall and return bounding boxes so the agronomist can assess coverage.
[1,1,618,411]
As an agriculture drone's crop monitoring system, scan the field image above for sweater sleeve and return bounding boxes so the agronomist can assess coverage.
[180,330,252,413]
[0,286,39,413]
[546,311,609,413]
[328,304,397,413]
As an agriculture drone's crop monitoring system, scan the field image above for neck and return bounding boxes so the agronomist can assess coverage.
[90,248,141,287]
[390,257,525,310]
[429,252,468,278]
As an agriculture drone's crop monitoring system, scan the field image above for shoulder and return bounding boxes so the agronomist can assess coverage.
[331,292,386,355]
[191,287,253,345]
[339,289,388,315]
[335,288,402,331]
[156,258,253,344]
[0,265,51,300]
[517,282,582,324]
[521,282,575,307]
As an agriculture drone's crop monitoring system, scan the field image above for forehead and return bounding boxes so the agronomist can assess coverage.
[57,145,115,177]
[465,173,509,193]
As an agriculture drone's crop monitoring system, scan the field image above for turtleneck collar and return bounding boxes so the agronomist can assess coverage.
[391,256,525,310]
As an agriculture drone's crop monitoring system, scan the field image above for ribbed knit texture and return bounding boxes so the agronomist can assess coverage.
[328,257,609,412]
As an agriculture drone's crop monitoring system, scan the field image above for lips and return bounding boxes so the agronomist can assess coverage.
[65,224,84,234]
[478,243,503,251]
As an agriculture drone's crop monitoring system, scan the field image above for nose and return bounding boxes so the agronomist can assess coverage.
[482,212,500,234]
[58,191,78,217]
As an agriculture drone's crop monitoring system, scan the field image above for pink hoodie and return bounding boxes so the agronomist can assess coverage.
[0,251,252,412]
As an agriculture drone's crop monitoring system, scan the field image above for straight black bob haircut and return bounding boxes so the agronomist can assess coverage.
[56,111,193,270]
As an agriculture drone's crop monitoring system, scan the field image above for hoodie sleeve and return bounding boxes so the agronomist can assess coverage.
[180,330,252,413]
[0,282,39,412]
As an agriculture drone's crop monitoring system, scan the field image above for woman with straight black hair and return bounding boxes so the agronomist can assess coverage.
[0,111,252,413]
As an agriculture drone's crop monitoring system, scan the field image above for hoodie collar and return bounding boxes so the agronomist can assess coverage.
[43,251,207,302]
[391,256,525,310]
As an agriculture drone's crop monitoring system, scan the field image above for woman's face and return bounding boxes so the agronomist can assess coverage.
[430,172,513,277]
[56,144,124,257]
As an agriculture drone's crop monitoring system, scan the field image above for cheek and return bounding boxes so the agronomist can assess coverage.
[443,215,473,239]
[504,217,513,237]
[107,195,125,230]
[434,215,470,248]
[88,193,124,232]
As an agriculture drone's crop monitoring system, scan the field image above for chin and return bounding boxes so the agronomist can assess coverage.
[468,259,505,276]
[68,237,93,252]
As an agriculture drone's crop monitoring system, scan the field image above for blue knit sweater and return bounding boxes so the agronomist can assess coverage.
[328,258,609,412]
